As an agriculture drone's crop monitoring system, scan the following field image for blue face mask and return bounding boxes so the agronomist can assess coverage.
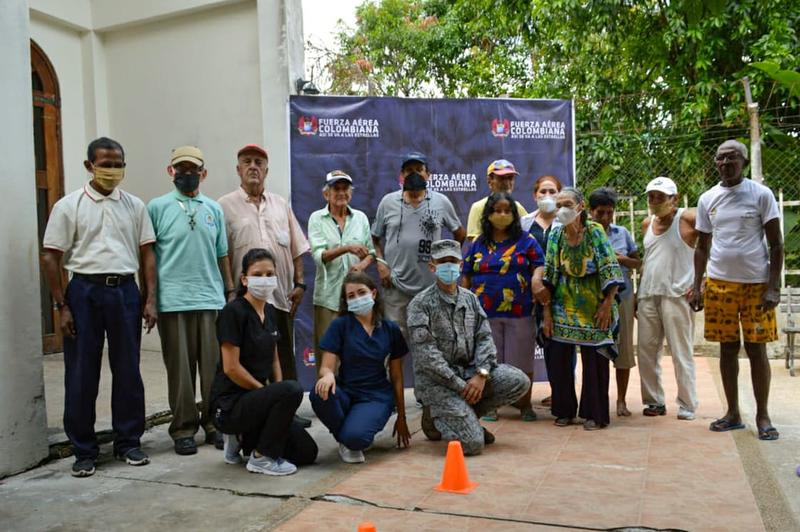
[347,294,375,316]
[435,262,461,284]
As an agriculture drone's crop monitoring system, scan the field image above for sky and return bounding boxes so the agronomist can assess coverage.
[301,0,364,84]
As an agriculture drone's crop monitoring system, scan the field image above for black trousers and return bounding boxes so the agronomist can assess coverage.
[548,340,610,426]
[215,381,317,465]
[274,308,298,381]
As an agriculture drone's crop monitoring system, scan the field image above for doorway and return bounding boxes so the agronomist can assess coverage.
[31,39,65,354]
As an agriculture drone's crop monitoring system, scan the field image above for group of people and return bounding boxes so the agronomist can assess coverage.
[43,137,783,479]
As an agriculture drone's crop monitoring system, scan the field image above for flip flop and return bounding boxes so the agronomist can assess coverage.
[709,418,746,432]
[758,426,780,441]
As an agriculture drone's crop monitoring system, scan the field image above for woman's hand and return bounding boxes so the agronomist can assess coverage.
[542,307,553,338]
[533,281,550,306]
[315,373,336,401]
[594,299,613,330]
[393,416,411,448]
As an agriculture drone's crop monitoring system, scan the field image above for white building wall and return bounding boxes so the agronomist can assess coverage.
[30,14,91,193]
[101,1,264,203]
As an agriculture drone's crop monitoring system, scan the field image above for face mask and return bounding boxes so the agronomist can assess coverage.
[556,207,579,225]
[174,172,201,194]
[347,294,375,316]
[650,201,673,217]
[246,276,277,301]
[488,212,514,230]
[435,263,461,284]
[537,196,556,214]
[93,166,125,190]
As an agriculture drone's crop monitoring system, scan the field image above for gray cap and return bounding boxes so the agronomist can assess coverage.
[716,139,748,160]
[430,239,462,261]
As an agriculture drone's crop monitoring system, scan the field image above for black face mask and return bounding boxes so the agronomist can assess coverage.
[174,172,200,194]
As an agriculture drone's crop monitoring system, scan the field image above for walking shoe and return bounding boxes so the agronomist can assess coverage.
[421,406,442,441]
[643,404,667,417]
[246,454,297,476]
[481,409,499,422]
[677,407,696,421]
[554,417,573,427]
[205,430,223,450]
[174,437,198,455]
[71,458,96,478]
[583,419,603,431]
[482,427,496,445]
[223,434,243,464]
[338,443,366,464]
[293,415,312,428]
[115,448,150,466]
[520,407,538,422]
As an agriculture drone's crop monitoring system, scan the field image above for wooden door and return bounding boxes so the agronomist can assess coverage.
[31,40,65,354]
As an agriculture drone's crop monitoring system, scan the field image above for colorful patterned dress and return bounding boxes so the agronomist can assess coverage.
[462,233,545,318]
[543,221,624,347]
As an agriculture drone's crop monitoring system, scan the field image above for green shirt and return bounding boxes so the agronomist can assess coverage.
[147,189,228,312]
[308,205,375,311]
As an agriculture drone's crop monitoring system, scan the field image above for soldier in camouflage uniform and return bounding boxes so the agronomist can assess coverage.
[408,239,530,455]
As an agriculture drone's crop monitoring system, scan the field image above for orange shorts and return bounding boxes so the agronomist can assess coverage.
[703,278,777,343]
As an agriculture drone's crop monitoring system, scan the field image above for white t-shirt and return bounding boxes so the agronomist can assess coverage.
[695,179,779,283]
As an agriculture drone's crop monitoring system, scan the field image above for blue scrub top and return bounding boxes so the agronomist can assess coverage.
[319,314,408,399]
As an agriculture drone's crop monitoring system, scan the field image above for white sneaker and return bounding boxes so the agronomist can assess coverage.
[223,433,242,464]
[677,407,696,421]
[246,454,297,476]
[338,443,365,464]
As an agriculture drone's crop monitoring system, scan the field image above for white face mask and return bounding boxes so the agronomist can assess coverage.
[538,196,557,214]
[246,276,278,301]
[556,206,579,225]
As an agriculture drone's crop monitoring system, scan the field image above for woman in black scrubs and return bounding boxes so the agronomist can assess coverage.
[210,248,317,475]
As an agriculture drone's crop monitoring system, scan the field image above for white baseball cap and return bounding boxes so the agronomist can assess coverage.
[646,176,678,196]
[325,170,353,186]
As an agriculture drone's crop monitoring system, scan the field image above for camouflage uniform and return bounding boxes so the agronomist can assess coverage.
[408,284,530,455]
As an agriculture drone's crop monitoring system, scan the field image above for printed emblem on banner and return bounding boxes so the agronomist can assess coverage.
[491,118,510,138]
[298,116,319,136]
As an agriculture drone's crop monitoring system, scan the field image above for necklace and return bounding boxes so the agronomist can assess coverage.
[176,199,197,230]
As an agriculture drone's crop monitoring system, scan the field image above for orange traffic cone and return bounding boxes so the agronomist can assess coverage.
[357,522,377,532]
[434,441,478,494]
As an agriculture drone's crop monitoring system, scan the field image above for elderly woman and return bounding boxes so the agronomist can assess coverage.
[462,191,545,421]
[542,187,625,430]
[307,170,375,368]
[588,187,641,417]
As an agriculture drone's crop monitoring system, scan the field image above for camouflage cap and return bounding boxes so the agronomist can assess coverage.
[430,239,462,261]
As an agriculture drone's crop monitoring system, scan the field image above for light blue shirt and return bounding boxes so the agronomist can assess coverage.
[607,224,637,300]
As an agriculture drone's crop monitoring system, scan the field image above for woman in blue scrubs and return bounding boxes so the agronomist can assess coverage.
[311,272,410,463]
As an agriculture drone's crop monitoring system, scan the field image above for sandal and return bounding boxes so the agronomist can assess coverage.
[709,418,745,432]
[758,426,779,441]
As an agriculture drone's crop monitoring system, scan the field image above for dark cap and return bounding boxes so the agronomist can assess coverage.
[402,172,427,191]
[401,151,427,169]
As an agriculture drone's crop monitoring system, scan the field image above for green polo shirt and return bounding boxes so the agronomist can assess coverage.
[308,205,375,311]
[147,189,228,312]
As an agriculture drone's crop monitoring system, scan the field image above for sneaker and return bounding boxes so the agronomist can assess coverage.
[415,400,424,409]
[677,407,696,421]
[246,454,297,476]
[115,448,150,466]
[421,406,442,441]
[643,404,667,417]
[205,430,223,450]
[520,407,538,422]
[223,434,243,464]
[174,437,198,455]
[71,458,96,478]
[338,443,366,464]
[481,409,499,422]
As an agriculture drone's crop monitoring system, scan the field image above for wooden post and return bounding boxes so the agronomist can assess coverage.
[742,76,763,184]
[780,188,786,289]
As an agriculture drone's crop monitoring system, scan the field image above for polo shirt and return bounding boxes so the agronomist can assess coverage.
[218,188,310,313]
[308,205,375,312]
[320,314,408,399]
[43,183,155,274]
[147,189,228,312]
[466,196,528,238]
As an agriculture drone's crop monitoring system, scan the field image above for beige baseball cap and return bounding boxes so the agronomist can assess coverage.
[171,145,204,166]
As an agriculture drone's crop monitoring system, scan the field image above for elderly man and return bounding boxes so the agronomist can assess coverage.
[372,153,466,339]
[42,137,156,477]
[691,140,783,441]
[465,159,528,240]
[408,240,530,455]
[637,177,699,420]
[219,144,312,426]
[307,170,375,367]
[148,146,235,455]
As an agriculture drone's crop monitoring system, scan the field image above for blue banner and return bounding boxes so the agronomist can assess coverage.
[289,96,574,390]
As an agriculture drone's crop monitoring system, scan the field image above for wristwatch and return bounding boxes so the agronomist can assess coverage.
[294,282,307,291]
[476,367,490,380]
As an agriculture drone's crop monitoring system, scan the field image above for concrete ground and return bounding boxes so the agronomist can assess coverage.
[1,349,798,531]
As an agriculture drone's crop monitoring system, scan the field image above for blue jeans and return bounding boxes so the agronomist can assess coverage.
[63,276,144,459]
[310,387,394,451]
